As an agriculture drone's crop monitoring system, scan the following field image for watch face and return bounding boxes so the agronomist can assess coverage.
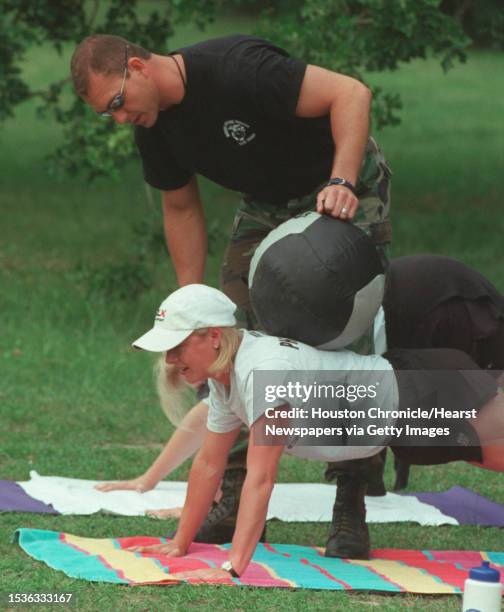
[327,177,355,193]
[221,560,238,576]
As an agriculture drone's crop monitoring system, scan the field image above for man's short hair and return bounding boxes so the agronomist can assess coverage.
[70,34,151,97]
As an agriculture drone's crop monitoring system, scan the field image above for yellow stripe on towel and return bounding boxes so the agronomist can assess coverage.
[64,534,177,584]
[351,559,457,594]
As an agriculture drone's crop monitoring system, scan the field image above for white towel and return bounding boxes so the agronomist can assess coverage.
[18,471,457,525]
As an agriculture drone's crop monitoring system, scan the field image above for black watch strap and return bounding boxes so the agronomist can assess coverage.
[323,177,357,194]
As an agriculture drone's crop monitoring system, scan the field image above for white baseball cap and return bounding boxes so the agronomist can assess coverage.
[132,284,237,352]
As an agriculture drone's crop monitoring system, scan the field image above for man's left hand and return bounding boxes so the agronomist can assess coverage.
[172,568,234,582]
[316,184,359,220]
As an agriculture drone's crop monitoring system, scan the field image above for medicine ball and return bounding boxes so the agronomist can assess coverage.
[249,212,385,349]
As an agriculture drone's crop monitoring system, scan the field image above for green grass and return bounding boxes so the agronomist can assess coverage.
[1,20,504,610]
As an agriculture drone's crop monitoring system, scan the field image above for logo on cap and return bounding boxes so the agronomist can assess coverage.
[155,309,167,321]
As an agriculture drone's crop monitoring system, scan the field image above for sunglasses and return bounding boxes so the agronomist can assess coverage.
[99,44,129,117]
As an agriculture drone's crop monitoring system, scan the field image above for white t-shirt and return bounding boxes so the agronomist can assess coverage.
[206,331,399,462]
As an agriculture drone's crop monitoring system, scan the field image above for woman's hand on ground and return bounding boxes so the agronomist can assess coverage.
[95,476,154,493]
[146,507,183,519]
[127,540,186,556]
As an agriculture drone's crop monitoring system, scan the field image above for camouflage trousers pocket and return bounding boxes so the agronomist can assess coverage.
[369,220,392,246]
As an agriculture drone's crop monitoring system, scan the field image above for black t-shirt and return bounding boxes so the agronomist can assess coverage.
[134,35,335,203]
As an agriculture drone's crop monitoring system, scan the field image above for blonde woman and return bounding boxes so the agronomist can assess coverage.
[125,284,504,580]
[98,255,504,548]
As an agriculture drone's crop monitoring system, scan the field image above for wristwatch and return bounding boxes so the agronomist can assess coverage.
[221,560,240,577]
[323,177,356,194]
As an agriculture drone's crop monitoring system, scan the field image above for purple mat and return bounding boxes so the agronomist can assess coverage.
[413,486,504,527]
[0,480,57,514]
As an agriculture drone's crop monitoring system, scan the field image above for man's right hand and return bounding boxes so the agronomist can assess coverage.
[95,476,155,494]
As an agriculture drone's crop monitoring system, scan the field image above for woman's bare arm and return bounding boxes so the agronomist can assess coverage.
[95,400,209,492]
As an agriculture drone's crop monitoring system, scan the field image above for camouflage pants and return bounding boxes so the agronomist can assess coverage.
[223,137,392,462]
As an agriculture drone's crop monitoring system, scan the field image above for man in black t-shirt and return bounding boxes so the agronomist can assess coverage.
[71,33,393,560]
[71,34,391,297]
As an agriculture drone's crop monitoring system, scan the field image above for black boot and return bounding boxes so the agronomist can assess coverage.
[393,456,410,491]
[366,450,387,497]
[324,460,370,560]
[325,451,387,497]
[193,466,267,544]
[194,466,245,544]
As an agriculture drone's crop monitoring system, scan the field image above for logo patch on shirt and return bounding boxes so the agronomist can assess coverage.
[223,120,256,146]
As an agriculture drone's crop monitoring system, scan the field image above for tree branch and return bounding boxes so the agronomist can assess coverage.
[27,76,72,101]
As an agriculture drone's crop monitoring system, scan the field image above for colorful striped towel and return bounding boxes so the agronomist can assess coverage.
[15,529,504,593]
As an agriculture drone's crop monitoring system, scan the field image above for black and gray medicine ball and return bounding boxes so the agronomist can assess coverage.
[249,212,385,349]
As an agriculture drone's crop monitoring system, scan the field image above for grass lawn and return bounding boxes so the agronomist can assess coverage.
[0,17,503,611]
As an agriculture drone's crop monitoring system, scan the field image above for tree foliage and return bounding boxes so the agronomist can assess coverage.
[0,0,501,180]
[1,0,174,179]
